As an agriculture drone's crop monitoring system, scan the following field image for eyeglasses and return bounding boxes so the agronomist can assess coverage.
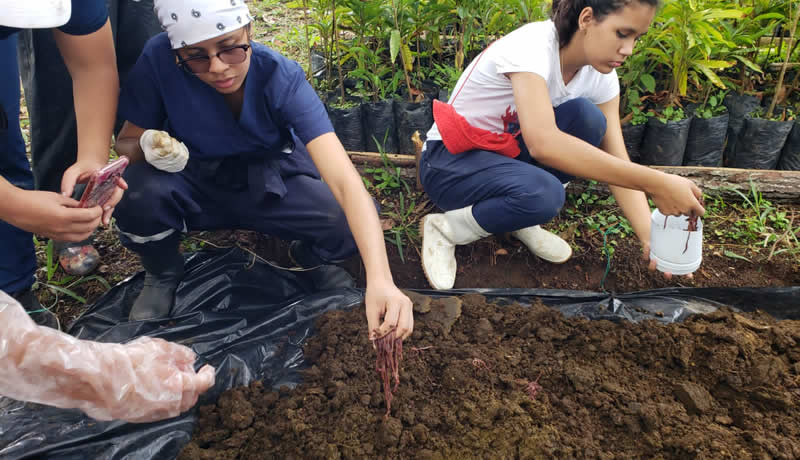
[177,43,250,74]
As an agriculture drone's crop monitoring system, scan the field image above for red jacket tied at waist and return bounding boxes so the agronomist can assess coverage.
[432,99,521,158]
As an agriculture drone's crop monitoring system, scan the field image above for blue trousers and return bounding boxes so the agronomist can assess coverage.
[114,161,360,263]
[0,35,37,293]
[420,98,607,234]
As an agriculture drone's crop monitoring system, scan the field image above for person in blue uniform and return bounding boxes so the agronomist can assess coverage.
[0,1,126,328]
[113,0,414,342]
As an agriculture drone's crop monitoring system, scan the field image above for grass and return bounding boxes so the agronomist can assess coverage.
[362,134,424,263]
[555,179,800,266]
[707,179,800,262]
[249,0,312,65]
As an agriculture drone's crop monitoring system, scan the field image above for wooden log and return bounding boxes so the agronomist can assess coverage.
[564,166,800,204]
[647,166,800,203]
[348,151,417,167]
[346,150,800,202]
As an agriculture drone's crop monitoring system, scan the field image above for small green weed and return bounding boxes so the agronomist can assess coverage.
[382,192,420,263]
[695,90,728,119]
[362,132,412,196]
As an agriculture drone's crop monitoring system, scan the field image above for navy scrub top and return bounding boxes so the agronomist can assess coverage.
[0,0,107,39]
[119,32,334,199]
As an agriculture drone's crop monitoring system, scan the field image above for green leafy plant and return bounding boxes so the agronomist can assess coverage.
[712,179,792,248]
[749,105,794,121]
[624,88,653,125]
[647,0,745,103]
[652,105,686,123]
[363,133,412,195]
[383,191,419,262]
[694,89,728,119]
[388,0,416,101]
[430,62,461,95]
[348,45,402,101]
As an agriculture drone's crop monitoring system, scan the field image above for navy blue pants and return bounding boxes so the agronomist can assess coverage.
[114,161,359,263]
[0,35,37,293]
[420,98,607,234]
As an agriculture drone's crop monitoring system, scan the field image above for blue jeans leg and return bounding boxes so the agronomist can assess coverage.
[0,34,37,293]
[420,97,607,234]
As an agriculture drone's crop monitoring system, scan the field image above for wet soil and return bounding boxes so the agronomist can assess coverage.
[180,293,800,459]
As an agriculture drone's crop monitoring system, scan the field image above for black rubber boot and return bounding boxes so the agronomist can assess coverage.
[12,287,59,330]
[288,240,355,291]
[129,234,184,321]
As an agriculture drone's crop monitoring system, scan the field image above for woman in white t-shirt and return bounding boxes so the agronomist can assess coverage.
[419,0,705,290]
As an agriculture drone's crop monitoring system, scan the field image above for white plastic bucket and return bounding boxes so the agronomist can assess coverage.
[649,209,703,275]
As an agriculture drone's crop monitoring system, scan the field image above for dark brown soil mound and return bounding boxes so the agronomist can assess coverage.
[180,294,800,459]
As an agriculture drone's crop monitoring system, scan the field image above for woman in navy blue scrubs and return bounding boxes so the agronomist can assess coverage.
[113,0,414,342]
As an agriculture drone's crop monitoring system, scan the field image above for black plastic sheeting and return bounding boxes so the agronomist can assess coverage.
[684,113,728,167]
[1,248,798,459]
[362,100,398,154]
[621,122,645,163]
[640,116,692,166]
[394,99,433,156]
[778,120,800,171]
[730,116,794,169]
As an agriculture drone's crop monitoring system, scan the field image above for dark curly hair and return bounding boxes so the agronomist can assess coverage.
[550,0,660,48]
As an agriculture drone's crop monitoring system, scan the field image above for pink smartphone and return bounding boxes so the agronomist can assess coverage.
[78,156,129,208]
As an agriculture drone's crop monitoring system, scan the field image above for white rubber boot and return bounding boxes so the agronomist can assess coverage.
[420,206,490,290]
[511,225,572,263]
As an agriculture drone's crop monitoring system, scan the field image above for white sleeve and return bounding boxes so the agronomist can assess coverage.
[492,31,552,81]
[591,71,621,105]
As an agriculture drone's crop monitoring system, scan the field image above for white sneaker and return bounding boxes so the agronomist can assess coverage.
[511,225,572,263]
[420,206,490,290]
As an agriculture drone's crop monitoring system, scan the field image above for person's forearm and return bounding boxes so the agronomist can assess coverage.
[72,64,118,165]
[307,133,395,285]
[336,180,394,285]
[0,291,110,411]
[54,22,118,167]
[599,122,653,245]
[528,129,664,193]
[610,185,651,244]
[0,177,21,220]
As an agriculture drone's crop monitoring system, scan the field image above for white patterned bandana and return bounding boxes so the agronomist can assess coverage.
[154,0,253,49]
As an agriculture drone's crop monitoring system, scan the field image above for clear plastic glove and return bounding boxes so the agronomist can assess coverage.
[0,291,214,423]
[140,129,189,173]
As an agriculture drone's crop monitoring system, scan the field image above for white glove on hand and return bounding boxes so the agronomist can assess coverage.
[0,291,215,423]
[140,129,190,173]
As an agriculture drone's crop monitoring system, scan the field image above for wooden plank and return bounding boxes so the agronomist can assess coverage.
[346,150,800,202]
[348,151,417,167]
[768,62,800,70]
[646,165,800,203]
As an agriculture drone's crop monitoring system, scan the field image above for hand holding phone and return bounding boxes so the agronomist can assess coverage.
[78,156,130,209]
